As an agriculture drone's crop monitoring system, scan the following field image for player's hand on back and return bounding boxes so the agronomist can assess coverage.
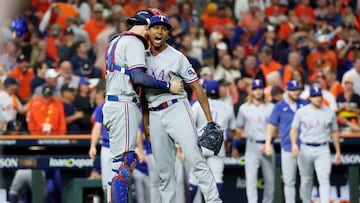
[169,80,184,94]
[291,144,299,157]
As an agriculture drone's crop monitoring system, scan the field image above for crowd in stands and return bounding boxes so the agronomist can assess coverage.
[0,0,360,141]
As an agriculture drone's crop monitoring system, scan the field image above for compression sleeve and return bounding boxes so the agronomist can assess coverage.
[131,68,171,90]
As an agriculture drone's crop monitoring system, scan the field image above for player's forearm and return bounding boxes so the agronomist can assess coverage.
[331,131,341,154]
[130,68,170,91]
[90,123,101,149]
[290,128,298,146]
[265,124,276,146]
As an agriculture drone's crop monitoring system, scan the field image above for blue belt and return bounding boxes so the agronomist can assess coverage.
[149,99,178,111]
[302,142,327,147]
[108,64,131,76]
[248,138,265,144]
[107,95,138,103]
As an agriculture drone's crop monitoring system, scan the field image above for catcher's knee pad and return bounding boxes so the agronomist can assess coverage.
[110,151,137,203]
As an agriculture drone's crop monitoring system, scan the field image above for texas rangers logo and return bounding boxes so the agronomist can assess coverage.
[187,68,196,76]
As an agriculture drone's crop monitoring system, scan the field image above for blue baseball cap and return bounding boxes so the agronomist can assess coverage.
[286,80,301,90]
[148,15,172,30]
[251,79,264,89]
[127,10,153,26]
[309,86,322,97]
[79,77,90,85]
[203,80,219,95]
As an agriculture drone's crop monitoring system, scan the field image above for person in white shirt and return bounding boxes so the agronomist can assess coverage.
[342,57,360,96]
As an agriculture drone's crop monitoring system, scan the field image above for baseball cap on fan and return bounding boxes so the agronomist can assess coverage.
[148,15,172,30]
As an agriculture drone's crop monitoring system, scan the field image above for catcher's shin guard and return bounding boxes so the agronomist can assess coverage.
[110,151,137,203]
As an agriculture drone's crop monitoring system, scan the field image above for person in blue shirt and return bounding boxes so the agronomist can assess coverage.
[88,90,111,202]
[264,80,309,203]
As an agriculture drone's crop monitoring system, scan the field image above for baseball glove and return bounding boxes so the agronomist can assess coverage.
[198,122,224,155]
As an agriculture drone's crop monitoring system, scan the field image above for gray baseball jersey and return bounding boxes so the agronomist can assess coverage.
[236,102,275,140]
[192,98,236,157]
[144,46,196,107]
[105,34,147,97]
[291,105,338,143]
[236,102,275,203]
[144,45,221,203]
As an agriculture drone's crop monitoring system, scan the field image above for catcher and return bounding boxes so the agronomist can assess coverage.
[141,15,222,203]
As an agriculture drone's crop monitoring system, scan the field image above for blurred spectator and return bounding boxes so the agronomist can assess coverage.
[240,54,265,82]
[31,38,56,69]
[342,56,360,96]
[27,85,66,135]
[0,77,27,134]
[73,0,92,23]
[336,75,360,133]
[0,62,6,83]
[314,0,328,18]
[258,24,281,57]
[233,0,266,21]
[239,3,263,34]
[66,17,91,50]
[39,1,80,32]
[74,77,93,134]
[58,27,76,62]
[306,35,337,76]
[57,60,80,92]
[34,68,60,97]
[177,36,201,71]
[30,61,48,93]
[110,4,124,25]
[0,39,22,71]
[61,83,83,134]
[231,44,246,69]
[270,85,284,103]
[7,54,34,102]
[178,2,194,32]
[326,3,342,28]
[94,17,116,70]
[123,0,146,17]
[264,0,287,25]
[233,76,250,114]
[322,66,344,98]
[214,54,240,82]
[168,14,185,46]
[264,71,282,100]
[199,66,214,81]
[258,46,282,80]
[83,3,106,46]
[70,41,101,78]
[281,51,304,88]
[294,0,315,25]
[278,10,299,41]
[203,4,234,35]
[187,20,207,65]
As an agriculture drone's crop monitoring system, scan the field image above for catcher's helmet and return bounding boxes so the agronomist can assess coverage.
[127,10,153,26]
[148,15,172,30]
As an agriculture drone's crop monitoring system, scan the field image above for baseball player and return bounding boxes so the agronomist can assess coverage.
[236,79,275,203]
[264,80,309,203]
[143,15,221,203]
[88,90,112,202]
[187,79,236,202]
[290,86,341,203]
[102,9,183,203]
